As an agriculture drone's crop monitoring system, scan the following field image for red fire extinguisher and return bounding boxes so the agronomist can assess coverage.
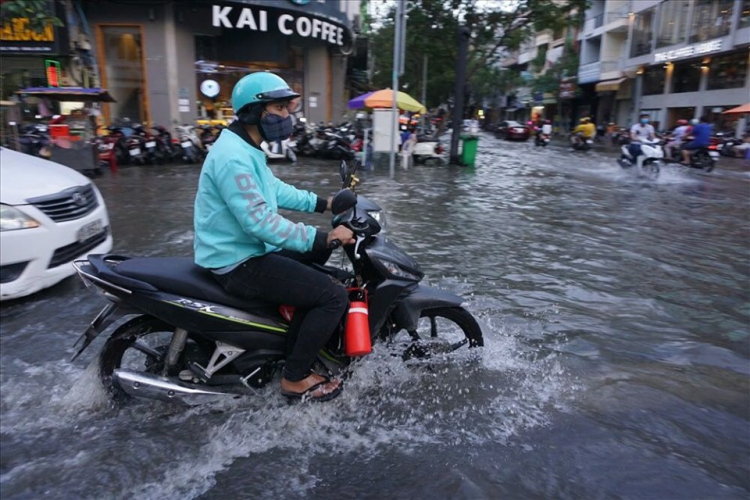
[345,289,372,357]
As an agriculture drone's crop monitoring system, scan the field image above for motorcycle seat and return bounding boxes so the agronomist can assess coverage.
[114,256,273,313]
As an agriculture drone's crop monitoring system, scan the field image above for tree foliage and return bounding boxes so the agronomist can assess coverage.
[1,0,64,32]
[369,0,588,109]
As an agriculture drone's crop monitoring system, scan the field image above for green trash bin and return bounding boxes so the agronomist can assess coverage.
[459,135,479,167]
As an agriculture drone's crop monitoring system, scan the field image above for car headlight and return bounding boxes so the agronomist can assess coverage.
[381,259,420,281]
[0,204,41,231]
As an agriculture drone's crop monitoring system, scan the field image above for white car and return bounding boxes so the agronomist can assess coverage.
[0,148,113,301]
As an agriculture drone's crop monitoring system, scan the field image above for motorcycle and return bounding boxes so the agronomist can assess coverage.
[261,138,297,162]
[534,133,551,147]
[412,136,447,164]
[18,123,51,158]
[617,138,663,179]
[570,133,593,151]
[132,123,167,165]
[175,125,205,164]
[70,161,483,405]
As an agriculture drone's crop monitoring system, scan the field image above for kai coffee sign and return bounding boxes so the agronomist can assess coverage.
[212,5,347,46]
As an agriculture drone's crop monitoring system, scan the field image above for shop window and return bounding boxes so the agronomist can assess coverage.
[196,35,218,62]
[707,52,749,90]
[642,66,665,95]
[630,8,655,57]
[671,61,701,93]
[656,0,690,48]
[690,0,734,43]
[741,0,750,29]
[99,25,147,124]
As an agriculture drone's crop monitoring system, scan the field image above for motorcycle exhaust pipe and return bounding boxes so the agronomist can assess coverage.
[113,369,241,406]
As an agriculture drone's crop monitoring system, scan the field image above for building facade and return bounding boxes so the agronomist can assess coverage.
[578,0,750,132]
[79,0,358,127]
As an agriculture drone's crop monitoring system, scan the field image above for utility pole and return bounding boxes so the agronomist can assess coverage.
[450,26,470,165]
[389,0,406,178]
[421,54,428,131]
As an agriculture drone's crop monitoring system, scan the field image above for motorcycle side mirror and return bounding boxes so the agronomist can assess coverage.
[331,188,357,215]
[339,160,348,182]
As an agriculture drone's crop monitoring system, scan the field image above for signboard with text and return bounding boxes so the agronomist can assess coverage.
[211,3,353,48]
[654,39,723,63]
[0,0,64,54]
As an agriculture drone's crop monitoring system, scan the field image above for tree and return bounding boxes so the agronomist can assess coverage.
[1,0,64,32]
[369,0,588,110]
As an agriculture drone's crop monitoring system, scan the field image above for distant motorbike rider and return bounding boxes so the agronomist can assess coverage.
[628,113,656,161]
[664,119,689,159]
[193,72,355,402]
[680,115,712,166]
[571,117,595,147]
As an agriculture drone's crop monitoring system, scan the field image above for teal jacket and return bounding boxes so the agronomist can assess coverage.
[193,124,326,269]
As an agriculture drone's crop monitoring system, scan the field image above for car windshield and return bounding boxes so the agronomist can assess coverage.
[506,121,523,128]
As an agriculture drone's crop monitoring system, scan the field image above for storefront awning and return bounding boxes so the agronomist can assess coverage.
[596,78,627,93]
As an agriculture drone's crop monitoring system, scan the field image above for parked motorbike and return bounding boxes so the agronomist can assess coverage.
[412,136,447,164]
[175,125,204,164]
[18,123,51,158]
[151,125,181,162]
[70,160,483,405]
[617,138,662,179]
[132,123,167,164]
[261,139,297,162]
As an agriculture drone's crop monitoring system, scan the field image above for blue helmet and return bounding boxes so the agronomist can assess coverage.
[231,72,300,114]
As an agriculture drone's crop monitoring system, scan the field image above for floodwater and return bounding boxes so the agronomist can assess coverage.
[1,136,749,499]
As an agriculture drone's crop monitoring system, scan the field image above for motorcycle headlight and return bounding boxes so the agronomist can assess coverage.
[0,204,41,231]
[367,210,386,231]
[381,259,420,281]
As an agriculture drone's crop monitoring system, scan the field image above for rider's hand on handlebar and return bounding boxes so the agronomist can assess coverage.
[327,226,355,248]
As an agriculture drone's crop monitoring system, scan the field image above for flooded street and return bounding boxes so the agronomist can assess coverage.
[1,135,748,499]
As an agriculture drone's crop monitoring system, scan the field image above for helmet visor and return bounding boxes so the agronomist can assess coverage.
[256,88,301,103]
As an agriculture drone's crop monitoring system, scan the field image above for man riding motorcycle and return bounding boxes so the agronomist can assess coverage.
[628,112,657,162]
[664,119,690,160]
[193,72,355,402]
[680,116,712,166]
[571,117,595,148]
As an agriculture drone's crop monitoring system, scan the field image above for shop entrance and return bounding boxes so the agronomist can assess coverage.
[97,25,149,125]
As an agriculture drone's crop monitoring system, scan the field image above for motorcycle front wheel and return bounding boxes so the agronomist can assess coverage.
[641,160,660,180]
[407,307,483,348]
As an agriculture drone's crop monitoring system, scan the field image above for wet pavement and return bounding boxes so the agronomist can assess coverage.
[1,134,749,499]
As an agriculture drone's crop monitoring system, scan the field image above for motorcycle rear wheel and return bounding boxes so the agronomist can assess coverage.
[411,307,484,348]
[98,316,179,393]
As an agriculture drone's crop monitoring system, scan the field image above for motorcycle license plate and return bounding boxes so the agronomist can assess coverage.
[181,141,192,148]
[129,148,141,156]
[145,141,156,148]
[709,151,720,158]
[586,139,593,144]
[106,143,115,149]
[77,219,103,243]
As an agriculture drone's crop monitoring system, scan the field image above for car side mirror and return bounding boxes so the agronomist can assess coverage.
[331,189,357,215]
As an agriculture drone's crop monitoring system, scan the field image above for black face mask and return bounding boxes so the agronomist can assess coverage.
[259,113,293,142]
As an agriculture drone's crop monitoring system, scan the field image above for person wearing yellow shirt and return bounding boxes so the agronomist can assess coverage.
[571,117,596,149]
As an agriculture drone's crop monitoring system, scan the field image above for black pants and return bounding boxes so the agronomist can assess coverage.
[213,247,348,382]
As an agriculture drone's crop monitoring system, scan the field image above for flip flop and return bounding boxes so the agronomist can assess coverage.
[281,379,343,403]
